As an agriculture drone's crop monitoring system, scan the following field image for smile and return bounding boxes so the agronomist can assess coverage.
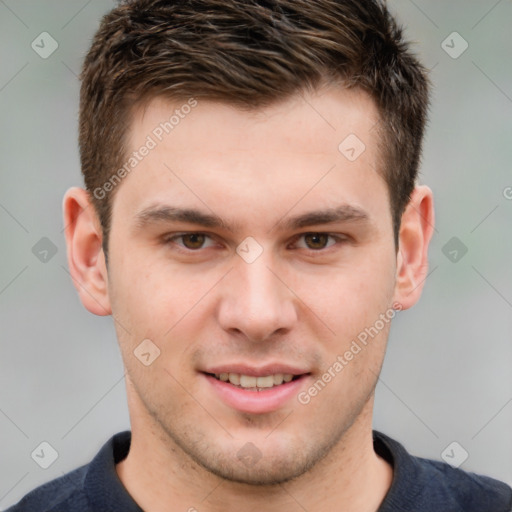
[202,370,311,414]
[210,372,299,391]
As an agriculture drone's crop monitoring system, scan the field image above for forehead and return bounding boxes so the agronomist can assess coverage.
[113,86,389,232]
[132,85,381,158]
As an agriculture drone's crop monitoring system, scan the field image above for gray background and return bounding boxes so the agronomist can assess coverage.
[0,0,511,508]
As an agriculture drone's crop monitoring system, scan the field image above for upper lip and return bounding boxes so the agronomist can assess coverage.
[203,363,310,377]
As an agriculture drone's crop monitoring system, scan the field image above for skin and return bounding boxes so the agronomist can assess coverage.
[64,85,434,512]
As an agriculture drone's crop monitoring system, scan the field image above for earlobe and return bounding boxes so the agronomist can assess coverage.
[393,185,435,310]
[63,187,112,316]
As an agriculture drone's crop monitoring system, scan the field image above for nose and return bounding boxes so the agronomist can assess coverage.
[217,251,298,343]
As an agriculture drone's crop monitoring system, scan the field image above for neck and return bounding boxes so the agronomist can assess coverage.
[116,392,393,512]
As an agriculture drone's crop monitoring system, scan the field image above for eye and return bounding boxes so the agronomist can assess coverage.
[164,233,216,250]
[294,233,340,250]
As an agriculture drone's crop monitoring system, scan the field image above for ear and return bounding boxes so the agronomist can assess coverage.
[392,185,435,310]
[63,187,111,316]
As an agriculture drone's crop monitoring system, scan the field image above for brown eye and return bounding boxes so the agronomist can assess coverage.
[163,232,218,254]
[303,233,330,250]
[180,233,207,249]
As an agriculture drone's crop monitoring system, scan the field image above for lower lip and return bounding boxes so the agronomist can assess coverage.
[203,373,309,414]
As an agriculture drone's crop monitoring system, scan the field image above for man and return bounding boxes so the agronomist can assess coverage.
[7,0,511,511]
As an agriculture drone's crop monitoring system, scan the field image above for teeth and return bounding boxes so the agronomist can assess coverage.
[273,373,284,385]
[239,375,257,388]
[256,375,274,388]
[228,372,240,385]
[213,372,296,389]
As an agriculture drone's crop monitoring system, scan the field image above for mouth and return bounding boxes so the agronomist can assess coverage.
[200,366,311,414]
[206,372,304,391]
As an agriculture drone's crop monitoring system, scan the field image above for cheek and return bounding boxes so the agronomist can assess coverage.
[109,255,220,345]
[291,251,396,341]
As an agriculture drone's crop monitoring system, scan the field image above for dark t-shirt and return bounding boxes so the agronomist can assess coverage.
[6,430,512,511]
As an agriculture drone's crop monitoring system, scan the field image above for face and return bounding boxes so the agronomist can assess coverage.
[106,86,399,485]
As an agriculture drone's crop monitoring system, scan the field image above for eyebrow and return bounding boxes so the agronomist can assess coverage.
[134,204,370,233]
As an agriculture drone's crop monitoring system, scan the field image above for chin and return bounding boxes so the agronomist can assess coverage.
[190,450,314,486]
[164,424,334,487]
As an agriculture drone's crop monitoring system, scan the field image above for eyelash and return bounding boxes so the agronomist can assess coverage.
[162,232,347,254]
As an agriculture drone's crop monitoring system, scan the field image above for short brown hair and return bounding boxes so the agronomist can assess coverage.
[79,0,430,252]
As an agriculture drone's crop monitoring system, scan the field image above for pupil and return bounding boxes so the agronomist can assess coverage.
[305,233,327,249]
[183,234,205,249]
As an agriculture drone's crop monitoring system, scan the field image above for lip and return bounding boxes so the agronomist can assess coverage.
[204,363,309,377]
[202,372,311,414]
